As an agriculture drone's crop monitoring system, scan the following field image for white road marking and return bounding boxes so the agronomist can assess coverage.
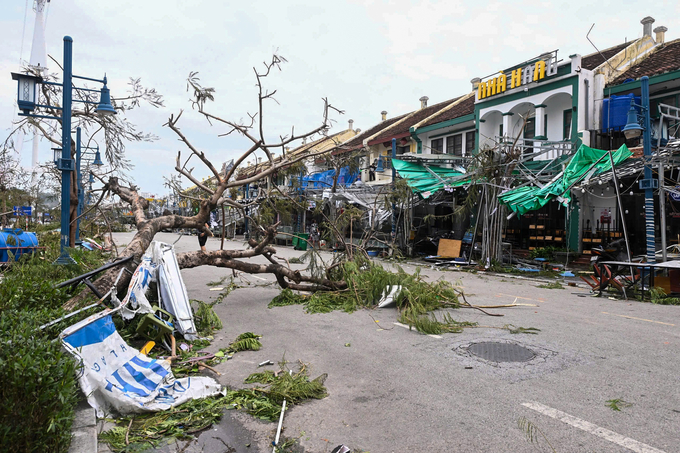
[522,402,666,453]
[250,274,267,281]
[393,322,442,339]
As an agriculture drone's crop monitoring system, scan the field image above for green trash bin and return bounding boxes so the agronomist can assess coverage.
[293,233,309,251]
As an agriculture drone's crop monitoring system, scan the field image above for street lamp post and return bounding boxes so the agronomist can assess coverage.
[75,128,104,244]
[12,36,115,264]
[622,75,658,263]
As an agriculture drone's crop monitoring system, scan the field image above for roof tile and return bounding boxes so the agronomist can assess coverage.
[581,41,636,71]
[609,39,680,86]
[417,94,475,129]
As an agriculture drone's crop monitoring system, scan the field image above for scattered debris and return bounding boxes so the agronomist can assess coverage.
[517,416,557,453]
[153,242,198,339]
[536,281,564,290]
[99,396,234,452]
[606,399,632,411]
[140,341,155,355]
[60,311,221,417]
[226,362,327,422]
[377,285,402,308]
[259,360,274,367]
[193,300,223,334]
[272,399,287,453]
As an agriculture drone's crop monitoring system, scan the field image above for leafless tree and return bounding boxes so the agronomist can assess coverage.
[65,54,349,309]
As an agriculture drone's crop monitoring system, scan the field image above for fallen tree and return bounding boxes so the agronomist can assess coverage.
[65,54,347,309]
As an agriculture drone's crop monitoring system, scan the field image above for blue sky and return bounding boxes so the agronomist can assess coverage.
[1,0,678,194]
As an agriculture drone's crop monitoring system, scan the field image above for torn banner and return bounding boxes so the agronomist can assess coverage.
[118,241,199,339]
[61,311,221,417]
[119,255,155,320]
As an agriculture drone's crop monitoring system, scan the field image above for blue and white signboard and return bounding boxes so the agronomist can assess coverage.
[60,312,221,416]
[13,206,32,216]
[670,187,680,202]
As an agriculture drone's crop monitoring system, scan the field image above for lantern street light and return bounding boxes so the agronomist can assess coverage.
[12,36,115,264]
[75,128,105,245]
[622,75,658,263]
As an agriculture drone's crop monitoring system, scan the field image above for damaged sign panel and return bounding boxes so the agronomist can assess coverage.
[61,311,221,417]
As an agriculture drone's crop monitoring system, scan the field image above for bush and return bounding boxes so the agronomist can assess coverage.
[0,310,79,453]
[0,229,109,452]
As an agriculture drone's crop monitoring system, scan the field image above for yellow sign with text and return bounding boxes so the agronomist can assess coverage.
[478,53,558,100]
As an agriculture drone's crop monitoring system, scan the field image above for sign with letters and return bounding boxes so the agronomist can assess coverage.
[478,51,559,100]
[13,206,32,216]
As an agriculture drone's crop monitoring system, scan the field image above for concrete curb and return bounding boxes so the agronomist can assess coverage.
[68,400,97,453]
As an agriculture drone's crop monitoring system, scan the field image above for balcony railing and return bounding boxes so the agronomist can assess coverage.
[496,136,575,161]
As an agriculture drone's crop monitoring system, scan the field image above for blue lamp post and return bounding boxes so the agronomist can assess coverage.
[12,36,115,264]
[75,130,104,245]
[622,75,657,263]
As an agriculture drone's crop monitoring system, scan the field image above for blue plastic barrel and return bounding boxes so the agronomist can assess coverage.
[0,228,39,263]
[601,94,641,132]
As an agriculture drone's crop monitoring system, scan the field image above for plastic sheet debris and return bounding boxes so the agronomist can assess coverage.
[331,446,351,453]
[152,242,198,339]
[120,255,156,320]
[60,310,221,417]
[377,285,402,308]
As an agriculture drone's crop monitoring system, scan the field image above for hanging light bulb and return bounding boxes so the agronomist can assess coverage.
[606,186,610,191]
[581,188,586,193]
[630,191,634,196]
[625,210,629,214]
[598,180,603,185]
[620,183,623,188]
[600,191,604,196]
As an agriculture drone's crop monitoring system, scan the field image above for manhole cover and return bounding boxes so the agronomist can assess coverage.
[467,342,535,362]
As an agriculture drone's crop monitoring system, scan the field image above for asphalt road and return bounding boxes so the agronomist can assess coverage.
[111,232,680,453]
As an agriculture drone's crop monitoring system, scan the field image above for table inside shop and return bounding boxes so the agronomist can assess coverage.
[597,260,680,300]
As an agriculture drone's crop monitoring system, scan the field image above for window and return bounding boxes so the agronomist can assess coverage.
[544,114,548,138]
[431,138,443,154]
[563,109,572,140]
[447,135,462,156]
[465,131,475,154]
[499,124,504,137]
[397,145,409,155]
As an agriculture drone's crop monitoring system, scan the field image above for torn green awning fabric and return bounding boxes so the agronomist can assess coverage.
[498,144,632,215]
[392,159,469,198]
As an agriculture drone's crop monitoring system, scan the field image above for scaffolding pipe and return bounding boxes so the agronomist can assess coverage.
[659,161,667,262]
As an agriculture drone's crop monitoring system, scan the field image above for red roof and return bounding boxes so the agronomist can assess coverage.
[581,41,636,71]
[331,113,410,154]
[608,39,680,86]
[416,94,475,130]
[367,98,460,144]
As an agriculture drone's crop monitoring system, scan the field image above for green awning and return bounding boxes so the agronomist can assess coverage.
[392,159,469,198]
[498,144,632,215]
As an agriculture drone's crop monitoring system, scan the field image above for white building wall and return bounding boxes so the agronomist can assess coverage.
[479,111,502,149]
[417,120,475,155]
[544,94,572,141]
